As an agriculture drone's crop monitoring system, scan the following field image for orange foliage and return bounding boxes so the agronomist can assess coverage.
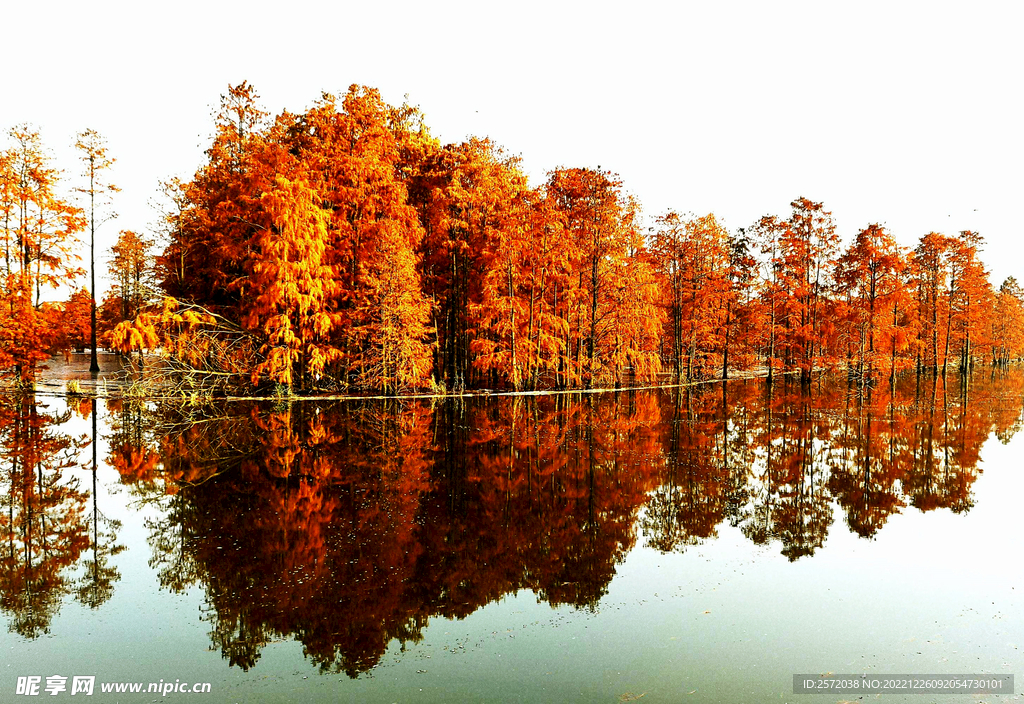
[244,176,338,390]
[62,81,1023,393]
[835,223,916,382]
[653,212,733,380]
[0,126,86,380]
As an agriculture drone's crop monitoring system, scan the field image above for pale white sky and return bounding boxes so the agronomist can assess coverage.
[4,1,1022,295]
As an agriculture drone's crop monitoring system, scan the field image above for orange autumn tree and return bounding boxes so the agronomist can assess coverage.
[351,224,432,393]
[603,218,663,385]
[946,230,992,373]
[157,81,270,310]
[59,287,93,352]
[140,83,432,393]
[834,223,916,384]
[749,199,840,384]
[243,176,337,391]
[653,212,733,381]
[544,167,660,388]
[470,186,575,390]
[749,214,788,382]
[909,232,956,375]
[107,230,155,324]
[0,126,85,381]
[780,197,840,384]
[469,186,537,390]
[291,87,432,392]
[720,230,762,377]
[99,229,157,348]
[991,277,1024,366]
[415,138,524,389]
[515,194,575,389]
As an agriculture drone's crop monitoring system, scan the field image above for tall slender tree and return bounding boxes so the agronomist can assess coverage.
[75,129,118,372]
[991,277,1024,366]
[106,229,155,325]
[910,232,955,376]
[947,230,991,374]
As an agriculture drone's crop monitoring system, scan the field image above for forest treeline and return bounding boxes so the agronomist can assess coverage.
[3,82,1024,392]
[2,370,1020,663]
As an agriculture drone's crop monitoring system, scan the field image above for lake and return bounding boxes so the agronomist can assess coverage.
[2,361,1022,703]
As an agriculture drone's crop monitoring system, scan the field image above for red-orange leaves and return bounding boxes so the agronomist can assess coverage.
[0,126,86,380]
[350,219,432,394]
[244,176,338,391]
[544,167,660,388]
[416,138,524,388]
[471,187,540,390]
[653,212,732,381]
[277,87,433,392]
[835,224,913,382]
[135,84,1024,395]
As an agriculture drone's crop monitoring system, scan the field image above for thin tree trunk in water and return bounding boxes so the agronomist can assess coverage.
[890,301,899,389]
[942,298,952,377]
[89,161,100,373]
[722,303,730,381]
[931,279,938,377]
[509,264,518,390]
[588,252,598,389]
[767,295,776,385]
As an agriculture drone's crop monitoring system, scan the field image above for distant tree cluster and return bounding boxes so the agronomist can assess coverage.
[111,83,662,393]
[0,124,142,382]
[4,84,1024,391]
[122,82,1018,393]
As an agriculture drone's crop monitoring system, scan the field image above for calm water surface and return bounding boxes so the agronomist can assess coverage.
[2,364,1022,703]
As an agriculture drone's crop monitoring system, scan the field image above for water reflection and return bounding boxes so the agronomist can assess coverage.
[77,399,124,610]
[105,396,661,674]
[0,395,91,637]
[1,370,1022,675]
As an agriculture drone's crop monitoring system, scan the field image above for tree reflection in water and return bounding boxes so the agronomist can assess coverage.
[84,369,1024,675]
[0,394,91,638]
